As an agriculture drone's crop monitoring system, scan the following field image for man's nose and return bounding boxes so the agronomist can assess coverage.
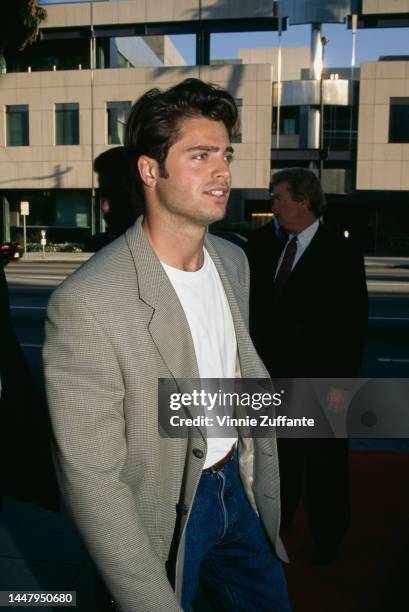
[213,157,230,179]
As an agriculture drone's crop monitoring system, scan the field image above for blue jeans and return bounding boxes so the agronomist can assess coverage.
[182,453,292,611]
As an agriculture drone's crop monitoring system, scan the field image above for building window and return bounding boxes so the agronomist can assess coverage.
[324,105,358,150]
[282,118,297,135]
[389,98,409,143]
[231,98,242,143]
[55,103,79,145]
[116,51,134,68]
[6,105,29,146]
[273,107,299,136]
[106,101,131,145]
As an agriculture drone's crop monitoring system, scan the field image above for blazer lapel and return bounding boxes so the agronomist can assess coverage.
[125,222,269,441]
[125,218,205,440]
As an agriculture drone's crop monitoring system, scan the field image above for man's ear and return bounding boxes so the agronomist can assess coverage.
[137,156,158,188]
[300,196,310,211]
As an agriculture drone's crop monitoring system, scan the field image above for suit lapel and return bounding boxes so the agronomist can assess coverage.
[274,223,323,291]
[288,223,323,285]
[125,218,205,439]
[125,218,198,378]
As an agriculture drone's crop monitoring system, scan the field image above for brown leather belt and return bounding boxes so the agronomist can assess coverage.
[202,446,235,475]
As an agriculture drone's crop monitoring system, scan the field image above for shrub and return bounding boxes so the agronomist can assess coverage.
[26,242,84,253]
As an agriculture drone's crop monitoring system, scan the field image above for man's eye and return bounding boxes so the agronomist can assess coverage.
[194,152,208,160]
[225,154,234,164]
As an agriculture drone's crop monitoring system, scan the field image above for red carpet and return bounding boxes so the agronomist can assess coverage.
[283,450,409,612]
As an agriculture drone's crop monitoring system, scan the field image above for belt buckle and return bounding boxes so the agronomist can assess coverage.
[204,447,234,474]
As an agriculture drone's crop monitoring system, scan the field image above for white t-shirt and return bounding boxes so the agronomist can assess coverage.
[162,248,238,469]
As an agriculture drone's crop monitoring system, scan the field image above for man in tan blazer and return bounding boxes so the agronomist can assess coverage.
[44,79,290,612]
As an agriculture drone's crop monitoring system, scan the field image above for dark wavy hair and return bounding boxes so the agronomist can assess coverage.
[124,78,238,205]
[270,168,326,217]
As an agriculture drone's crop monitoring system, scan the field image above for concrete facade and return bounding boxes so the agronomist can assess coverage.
[0,64,272,191]
[41,0,275,29]
[1,0,409,248]
[362,0,409,14]
[357,60,409,190]
[0,0,280,241]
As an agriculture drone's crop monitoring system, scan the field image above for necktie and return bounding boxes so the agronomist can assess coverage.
[274,236,298,292]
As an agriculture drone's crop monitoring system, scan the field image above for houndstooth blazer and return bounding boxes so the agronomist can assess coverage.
[43,217,287,612]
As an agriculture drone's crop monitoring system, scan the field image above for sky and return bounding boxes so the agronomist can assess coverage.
[174,25,409,67]
[39,0,409,68]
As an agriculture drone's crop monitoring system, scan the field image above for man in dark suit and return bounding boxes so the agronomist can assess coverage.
[0,264,58,515]
[248,168,368,564]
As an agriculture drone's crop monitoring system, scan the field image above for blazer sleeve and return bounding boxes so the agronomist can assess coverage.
[43,288,182,612]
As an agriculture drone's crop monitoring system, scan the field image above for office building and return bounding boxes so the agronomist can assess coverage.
[0,0,408,253]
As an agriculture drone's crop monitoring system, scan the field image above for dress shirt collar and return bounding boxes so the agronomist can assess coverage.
[275,219,320,278]
[291,219,320,253]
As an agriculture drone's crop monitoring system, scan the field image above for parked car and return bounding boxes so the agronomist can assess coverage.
[0,241,24,266]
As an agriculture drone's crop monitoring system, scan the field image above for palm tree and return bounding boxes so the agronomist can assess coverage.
[0,1,47,73]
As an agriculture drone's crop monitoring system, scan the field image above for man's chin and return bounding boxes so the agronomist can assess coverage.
[205,204,228,225]
[179,204,228,228]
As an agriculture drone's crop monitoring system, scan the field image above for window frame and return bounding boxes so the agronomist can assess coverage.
[54,102,80,146]
[106,101,132,145]
[5,104,29,146]
[389,97,409,144]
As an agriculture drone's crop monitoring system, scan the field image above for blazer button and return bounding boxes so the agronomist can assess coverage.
[193,448,204,459]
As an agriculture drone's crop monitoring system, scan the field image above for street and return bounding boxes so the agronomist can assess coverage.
[5,262,79,383]
[2,257,409,611]
[5,259,409,380]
